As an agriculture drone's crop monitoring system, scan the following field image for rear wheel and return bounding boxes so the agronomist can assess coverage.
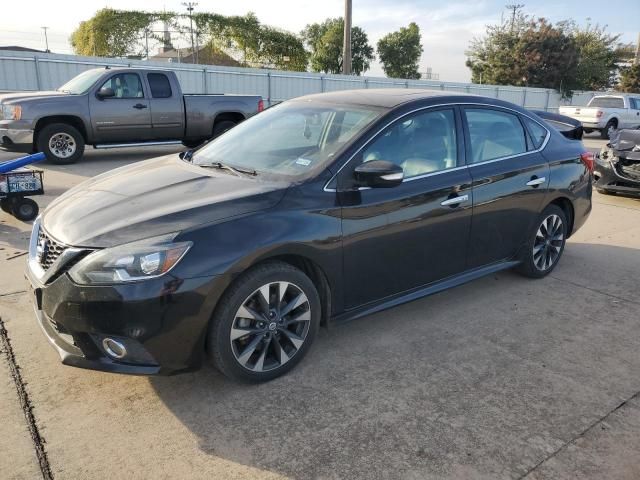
[583,128,593,134]
[212,120,237,139]
[11,197,39,221]
[516,204,568,278]
[601,120,617,140]
[208,261,321,382]
[37,123,85,165]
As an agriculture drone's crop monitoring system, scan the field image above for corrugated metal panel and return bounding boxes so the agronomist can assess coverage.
[0,50,602,111]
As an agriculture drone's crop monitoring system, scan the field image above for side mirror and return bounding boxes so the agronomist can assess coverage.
[96,87,115,99]
[179,149,194,161]
[354,160,404,188]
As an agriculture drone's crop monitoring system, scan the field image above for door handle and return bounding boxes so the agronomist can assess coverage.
[440,194,469,207]
[526,176,546,187]
[133,103,147,109]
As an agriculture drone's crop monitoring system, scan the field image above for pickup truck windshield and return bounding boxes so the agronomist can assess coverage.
[192,102,382,179]
[57,69,105,94]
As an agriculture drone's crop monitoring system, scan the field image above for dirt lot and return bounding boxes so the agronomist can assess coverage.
[2,136,640,480]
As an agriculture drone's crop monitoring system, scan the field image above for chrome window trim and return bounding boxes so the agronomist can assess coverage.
[323,102,550,192]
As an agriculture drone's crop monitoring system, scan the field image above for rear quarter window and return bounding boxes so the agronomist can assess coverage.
[589,97,624,108]
[148,73,172,99]
[522,117,548,149]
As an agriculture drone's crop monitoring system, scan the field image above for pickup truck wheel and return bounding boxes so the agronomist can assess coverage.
[212,120,237,138]
[583,128,593,134]
[182,140,203,149]
[37,123,85,164]
[601,120,617,140]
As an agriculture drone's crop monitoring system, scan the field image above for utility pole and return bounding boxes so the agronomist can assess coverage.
[145,28,149,60]
[182,2,198,64]
[505,4,524,31]
[343,0,352,75]
[635,32,639,65]
[41,26,50,53]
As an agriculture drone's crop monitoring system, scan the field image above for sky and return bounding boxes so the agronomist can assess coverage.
[1,0,638,82]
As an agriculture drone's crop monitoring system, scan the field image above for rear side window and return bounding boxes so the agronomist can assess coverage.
[147,73,172,99]
[522,117,547,149]
[588,97,624,108]
[464,108,527,163]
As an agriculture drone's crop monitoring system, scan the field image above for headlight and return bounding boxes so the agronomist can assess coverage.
[1,105,22,120]
[68,235,192,285]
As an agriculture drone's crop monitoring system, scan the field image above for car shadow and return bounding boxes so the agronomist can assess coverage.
[149,242,640,479]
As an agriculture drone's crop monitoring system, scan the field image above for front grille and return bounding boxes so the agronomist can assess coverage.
[37,228,67,271]
[617,162,640,182]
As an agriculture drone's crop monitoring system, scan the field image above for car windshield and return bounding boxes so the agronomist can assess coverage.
[192,101,382,179]
[57,69,105,94]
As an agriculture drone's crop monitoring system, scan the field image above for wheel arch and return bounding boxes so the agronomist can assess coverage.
[34,115,89,146]
[547,196,575,237]
[213,111,245,128]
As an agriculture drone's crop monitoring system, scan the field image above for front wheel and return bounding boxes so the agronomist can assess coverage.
[516,205,568,278]
[208,261,321,382]
[37,123,85,164]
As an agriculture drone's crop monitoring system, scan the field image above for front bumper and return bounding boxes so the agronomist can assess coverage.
[594,157,640,196]
[0,127,34,149]
[26,248,228,376]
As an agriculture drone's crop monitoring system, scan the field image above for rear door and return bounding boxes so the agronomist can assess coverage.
[145,72,185,140]
[339,106,473,309]
[89,72,152,142]
[628,98,640,128]
[462,106,550,269]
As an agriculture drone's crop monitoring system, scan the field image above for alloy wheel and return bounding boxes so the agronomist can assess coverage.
[230,281,311,372]
[533,214,564,271]
[48,132,76,159]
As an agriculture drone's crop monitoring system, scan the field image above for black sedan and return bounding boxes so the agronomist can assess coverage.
[26,90,593,382]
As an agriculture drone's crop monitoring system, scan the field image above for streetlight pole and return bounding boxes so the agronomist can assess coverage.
[182,2,198,64]
[343,0,352,75]
[41,26,50,53]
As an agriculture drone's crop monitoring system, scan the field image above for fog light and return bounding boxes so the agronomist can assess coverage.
[102,338,127,359]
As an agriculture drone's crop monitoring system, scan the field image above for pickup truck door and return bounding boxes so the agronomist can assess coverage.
[89,72,152,143]
[144,72,185,140]
[628,98,640,128]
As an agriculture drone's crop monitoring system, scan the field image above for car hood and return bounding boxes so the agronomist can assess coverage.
[42,155,289,248]
[0,90,69,104]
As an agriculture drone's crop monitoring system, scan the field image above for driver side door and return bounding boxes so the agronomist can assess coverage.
[338,106,473,309]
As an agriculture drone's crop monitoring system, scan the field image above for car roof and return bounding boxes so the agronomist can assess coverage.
[290,88,478,108]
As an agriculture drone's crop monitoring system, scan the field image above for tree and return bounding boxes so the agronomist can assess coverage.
[301,18,374,75]
[377,23,423,79]
[466,10,578,96]
[618,63,640,93]
[466,7,630,96]
[70,8,156,57]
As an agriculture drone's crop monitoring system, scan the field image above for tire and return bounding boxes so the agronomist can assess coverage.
[212,120,237,139]
[596,187,613,195]
[600,120,617,140]
[583,128,593,134]
[516,204,568,279]
[11,197,39,221]
[208,261,321,382]
[36,123,85,165]
[1,198,13,214]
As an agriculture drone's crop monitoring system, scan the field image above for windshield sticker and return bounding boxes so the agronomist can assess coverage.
[296,158,312,166]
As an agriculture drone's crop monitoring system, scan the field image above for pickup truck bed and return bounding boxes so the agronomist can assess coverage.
[0,67,263,164]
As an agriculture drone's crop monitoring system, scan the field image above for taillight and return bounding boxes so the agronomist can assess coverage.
[596,110,603,118]
[257,99,264,112]
[580,152,594,173]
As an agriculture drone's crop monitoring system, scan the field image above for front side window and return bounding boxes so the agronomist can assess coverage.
[360,108,458,178]
[99,73,144,99]
[465,108,527,163]
[630,98,640,110]
[192,101,381,179]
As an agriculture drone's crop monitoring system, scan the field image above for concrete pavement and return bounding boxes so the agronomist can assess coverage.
[2,138,640,479]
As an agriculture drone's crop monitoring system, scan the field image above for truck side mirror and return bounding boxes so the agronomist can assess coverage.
[96,87,115,100]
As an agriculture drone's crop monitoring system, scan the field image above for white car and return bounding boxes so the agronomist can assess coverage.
[559,94,640,139]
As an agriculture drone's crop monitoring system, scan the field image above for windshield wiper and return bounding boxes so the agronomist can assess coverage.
[199,161,257,177]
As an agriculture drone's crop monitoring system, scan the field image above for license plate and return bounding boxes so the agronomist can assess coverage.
[10,180,36,191]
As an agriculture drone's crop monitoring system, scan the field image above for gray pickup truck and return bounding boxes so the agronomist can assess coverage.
[0,67,263,164]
